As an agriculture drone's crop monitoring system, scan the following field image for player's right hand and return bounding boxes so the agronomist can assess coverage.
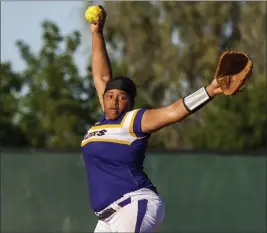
[90,5,106,33]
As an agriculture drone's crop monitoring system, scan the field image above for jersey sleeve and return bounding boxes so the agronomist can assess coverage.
[131,108,151,138]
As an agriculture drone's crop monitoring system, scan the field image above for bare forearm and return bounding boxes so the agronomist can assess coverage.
[92,31,112,82]
[167,99,191,123]
[142,85,217,133]
[141,100,190,133]
[167,84,216,122]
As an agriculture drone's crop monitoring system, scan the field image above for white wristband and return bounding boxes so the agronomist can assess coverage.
[183,87,212,113]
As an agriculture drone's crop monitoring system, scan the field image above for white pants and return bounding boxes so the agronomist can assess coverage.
[94,188,165,233]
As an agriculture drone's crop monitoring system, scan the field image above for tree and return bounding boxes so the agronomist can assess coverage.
[184,2,267,150]
[0,62,29,146]
[97,1,266,150]
[5,20,100,148]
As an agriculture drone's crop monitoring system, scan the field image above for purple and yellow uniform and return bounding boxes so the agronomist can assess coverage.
[81,108,157,213]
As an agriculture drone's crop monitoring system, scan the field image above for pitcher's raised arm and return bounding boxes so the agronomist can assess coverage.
[89,6,112,110]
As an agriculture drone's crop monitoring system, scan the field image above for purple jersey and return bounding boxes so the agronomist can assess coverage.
[81,108,157,212]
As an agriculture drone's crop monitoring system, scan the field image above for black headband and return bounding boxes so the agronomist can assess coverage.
[104,76,137,100]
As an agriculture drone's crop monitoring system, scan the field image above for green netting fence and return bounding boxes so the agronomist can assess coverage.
[1,150,266,232]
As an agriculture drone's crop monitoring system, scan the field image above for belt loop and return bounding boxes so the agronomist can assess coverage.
[96,197,132,221]
[118,197,131,207]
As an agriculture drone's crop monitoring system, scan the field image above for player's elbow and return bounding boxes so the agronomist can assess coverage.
[163,101,190,124]
[93,75,110,89]
[93,75,110,83]
[100,75,111,84]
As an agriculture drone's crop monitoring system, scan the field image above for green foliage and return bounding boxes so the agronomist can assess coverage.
[0,62,28,147]
[0,62,29,146]
[183,2,267,150]
[2,2,266,150]
[1,20,100,148]
[102,1,266,150]
[185,75,266,150]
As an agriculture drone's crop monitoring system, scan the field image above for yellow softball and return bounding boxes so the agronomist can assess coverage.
[85,5,104,23]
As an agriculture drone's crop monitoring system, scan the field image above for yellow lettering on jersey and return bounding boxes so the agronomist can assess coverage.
[81,138,131,146]
[81,109,145,147]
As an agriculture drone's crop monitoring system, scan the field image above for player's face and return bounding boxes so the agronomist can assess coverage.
[103,89,131,120]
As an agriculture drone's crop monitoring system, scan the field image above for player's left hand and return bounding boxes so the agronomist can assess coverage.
[206,78,224,98]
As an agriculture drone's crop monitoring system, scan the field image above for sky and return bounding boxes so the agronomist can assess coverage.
[1,0,102,76]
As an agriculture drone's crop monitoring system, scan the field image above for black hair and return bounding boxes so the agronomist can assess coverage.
[104,76,137,102]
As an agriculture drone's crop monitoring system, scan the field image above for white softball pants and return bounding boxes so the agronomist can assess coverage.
[94,188,165,233]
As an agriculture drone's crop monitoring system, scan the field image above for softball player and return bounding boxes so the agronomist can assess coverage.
[81,6,223,232]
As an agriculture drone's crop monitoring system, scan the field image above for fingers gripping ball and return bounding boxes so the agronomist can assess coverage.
[85,5,105,24]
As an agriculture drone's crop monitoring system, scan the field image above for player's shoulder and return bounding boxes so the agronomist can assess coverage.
[123,108,148,124]
[127,108,149,116]
[126,108,151,137]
